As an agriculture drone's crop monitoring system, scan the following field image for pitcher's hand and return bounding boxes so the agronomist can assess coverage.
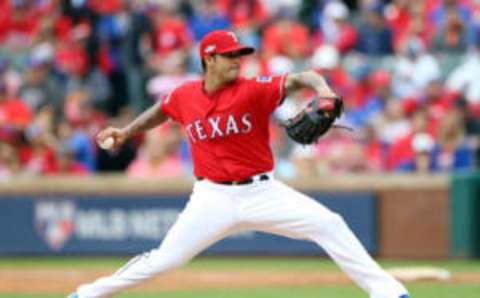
[96,127,130,150]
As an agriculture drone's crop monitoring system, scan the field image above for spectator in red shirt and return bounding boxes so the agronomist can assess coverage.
[385,0,433,50]
[89,0,123,15]
[262,10,310,59]
[149,3,193,57]
[216,0,268,30]
[401,79,457,134]
[386,107,435,170]
[56,27,112,114]
[0,0,40,49]
[55,24,91,76]
[385,0,414,44]
[423,80,457,127]
[396,132,437,173]
[0,80,32,133]
[346,62,374,110]
[45,143,88,176]
[397,109,476,172]
[216,0,268,49]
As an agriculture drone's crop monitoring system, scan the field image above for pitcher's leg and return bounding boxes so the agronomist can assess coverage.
[245,180,408,298]
[76,184,238,298]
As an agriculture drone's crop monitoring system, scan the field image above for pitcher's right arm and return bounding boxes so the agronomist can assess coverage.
[97,101,168,150]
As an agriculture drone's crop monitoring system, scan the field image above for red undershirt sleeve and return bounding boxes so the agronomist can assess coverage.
[160,88,183,123]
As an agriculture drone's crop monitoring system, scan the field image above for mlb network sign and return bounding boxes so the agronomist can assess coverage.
[0,194,376,255]
[34,200,181,251]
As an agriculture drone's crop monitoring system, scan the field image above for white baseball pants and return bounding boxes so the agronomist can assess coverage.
[76,174,408,298]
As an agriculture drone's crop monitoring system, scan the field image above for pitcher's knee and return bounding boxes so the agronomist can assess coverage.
[310,211,347,235]
[330,212,346,226]
[146,249,190,273]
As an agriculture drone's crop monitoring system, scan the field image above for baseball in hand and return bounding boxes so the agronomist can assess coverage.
[99,137,114,150]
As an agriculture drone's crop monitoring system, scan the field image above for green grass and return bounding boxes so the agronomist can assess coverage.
[1,284,480,298]
[1,256,479,272]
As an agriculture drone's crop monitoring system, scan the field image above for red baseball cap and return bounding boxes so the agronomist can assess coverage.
[199,30,255,59]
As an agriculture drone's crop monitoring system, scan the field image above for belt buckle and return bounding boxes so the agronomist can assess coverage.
[259,174,269,181]
[232,180,240,185]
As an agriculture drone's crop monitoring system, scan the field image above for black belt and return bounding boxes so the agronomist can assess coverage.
[196,174,269,185]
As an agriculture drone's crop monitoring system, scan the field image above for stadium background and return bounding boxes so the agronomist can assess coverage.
[0,0,479,297]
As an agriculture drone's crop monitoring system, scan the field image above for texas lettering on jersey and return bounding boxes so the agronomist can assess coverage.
[185,113,252,143]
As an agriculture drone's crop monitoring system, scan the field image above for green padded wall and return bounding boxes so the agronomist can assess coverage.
[450,171,480,258]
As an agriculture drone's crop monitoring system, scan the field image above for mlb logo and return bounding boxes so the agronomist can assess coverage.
[35,200,76,251]
[256,76,272,83]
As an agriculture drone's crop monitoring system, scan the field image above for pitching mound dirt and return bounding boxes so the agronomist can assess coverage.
[0,268,478,294]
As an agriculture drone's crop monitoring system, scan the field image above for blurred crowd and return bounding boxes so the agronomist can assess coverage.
[0,0,479,180]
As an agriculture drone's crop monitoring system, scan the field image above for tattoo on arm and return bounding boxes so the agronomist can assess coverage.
[124,101,168,137]
[285,71,336,97]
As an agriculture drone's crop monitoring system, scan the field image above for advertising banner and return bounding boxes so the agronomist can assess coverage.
[0,192,376,255]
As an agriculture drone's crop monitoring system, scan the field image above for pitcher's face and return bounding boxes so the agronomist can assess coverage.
[206,51,243,83]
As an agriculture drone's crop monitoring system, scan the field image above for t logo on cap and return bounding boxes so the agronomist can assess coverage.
[227,32,238,43]
[199,30,255,59]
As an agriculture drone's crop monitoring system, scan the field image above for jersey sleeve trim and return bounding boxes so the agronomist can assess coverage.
[277,73,287,106]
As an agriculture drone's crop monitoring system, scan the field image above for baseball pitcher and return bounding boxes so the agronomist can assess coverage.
[68,30,409,298]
